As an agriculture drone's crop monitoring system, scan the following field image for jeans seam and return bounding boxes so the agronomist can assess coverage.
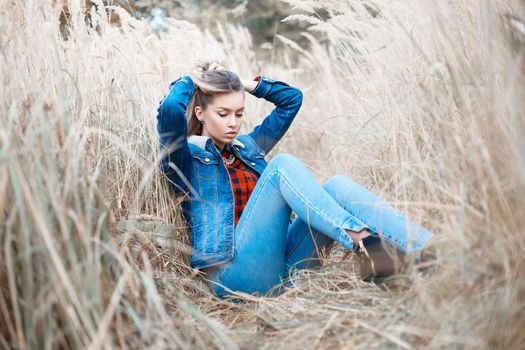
[339,202,409,252]
[285,225,313,260]
[275,169,357,239]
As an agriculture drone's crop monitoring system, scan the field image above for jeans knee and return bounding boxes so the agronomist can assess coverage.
[268,153,299,170]
[323,174,352,196]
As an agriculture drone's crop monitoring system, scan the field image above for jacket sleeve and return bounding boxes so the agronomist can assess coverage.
[156,76,195,194]
[248,76,303,154]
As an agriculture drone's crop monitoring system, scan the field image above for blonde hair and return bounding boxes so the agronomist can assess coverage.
[187,61,244,136]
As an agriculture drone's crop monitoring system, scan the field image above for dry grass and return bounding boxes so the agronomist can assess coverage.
[1,0,525,348]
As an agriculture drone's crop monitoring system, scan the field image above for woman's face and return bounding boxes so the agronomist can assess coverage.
[196,91,245,150]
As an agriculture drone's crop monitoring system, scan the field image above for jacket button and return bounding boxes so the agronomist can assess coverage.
[250,162,256,166]
[204,158,210,162]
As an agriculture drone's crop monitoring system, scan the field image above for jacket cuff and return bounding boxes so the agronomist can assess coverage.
[250,75,274,98]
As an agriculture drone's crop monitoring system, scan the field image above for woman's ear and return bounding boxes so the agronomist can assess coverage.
[194,105,203,122]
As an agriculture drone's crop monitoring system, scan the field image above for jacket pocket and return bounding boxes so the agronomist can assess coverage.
[192,153,218,180]
[247,148,266,159]
[242,151,266,176]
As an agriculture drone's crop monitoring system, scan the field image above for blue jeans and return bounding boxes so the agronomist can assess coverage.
[202,154,433,298]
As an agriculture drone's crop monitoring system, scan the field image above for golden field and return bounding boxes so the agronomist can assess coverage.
[1,0,524,348]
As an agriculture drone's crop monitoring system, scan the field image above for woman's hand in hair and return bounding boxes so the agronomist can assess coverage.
[190,61,227,88]
[192,61,227,76]
[208,62,227,71]
[205,62,256,92]
[189,61,256,93]
[240,79,258,94]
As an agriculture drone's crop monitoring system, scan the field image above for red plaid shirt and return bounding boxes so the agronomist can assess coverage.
[221,149,259,226]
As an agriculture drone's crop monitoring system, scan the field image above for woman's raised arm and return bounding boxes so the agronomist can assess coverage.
[156,76,195,194]
[247,76,303,154]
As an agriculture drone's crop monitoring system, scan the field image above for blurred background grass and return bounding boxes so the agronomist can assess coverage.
[108,0,311,54]
[1,0,525,349]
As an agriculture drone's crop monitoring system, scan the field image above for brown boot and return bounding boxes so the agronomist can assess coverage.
[354,235,407,282]
[355,236,438,282]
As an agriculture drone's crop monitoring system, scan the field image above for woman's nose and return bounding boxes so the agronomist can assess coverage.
[227,115,237,127]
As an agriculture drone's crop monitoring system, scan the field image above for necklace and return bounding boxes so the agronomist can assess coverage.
[222,153,236,165]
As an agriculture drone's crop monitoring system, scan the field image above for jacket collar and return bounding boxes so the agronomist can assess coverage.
[188,135,245,150]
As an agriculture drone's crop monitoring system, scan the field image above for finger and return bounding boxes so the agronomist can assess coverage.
[192,68,201,76]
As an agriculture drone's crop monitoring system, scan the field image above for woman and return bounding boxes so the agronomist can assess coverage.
[156,61,435,298]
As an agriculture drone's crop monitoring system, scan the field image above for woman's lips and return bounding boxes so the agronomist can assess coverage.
[226,132,237,137]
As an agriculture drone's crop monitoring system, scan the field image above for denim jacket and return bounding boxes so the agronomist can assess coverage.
[156,75,303,269]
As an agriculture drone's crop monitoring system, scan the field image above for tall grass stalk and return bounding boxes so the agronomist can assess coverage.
[1,0,524,348]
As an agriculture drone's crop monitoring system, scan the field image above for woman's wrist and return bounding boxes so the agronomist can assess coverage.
[241,79,259,94]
